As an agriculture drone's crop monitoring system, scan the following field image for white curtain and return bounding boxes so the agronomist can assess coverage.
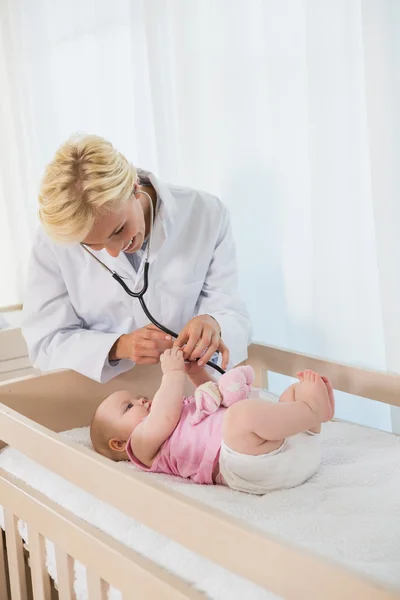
[1,0,399,430]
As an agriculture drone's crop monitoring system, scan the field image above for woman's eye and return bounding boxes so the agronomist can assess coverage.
[114,225,125,236]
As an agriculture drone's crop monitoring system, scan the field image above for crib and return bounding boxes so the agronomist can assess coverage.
[0,323,38,383]
[0,329,399,600]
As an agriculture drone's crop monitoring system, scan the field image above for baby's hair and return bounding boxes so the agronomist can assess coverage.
[90,403,119,461]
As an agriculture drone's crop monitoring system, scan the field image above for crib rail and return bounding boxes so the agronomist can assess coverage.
[0,405,399,600]
[0,468,203,600]
[0,305,23,314]
[248,343,400,406]
[0,328,38,383]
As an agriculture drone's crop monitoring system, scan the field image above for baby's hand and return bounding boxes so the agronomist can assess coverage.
[161,348,185,374]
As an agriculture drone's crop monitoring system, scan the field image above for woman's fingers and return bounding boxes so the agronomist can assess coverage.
[176,324,203,360]
[219,339,230,370]
[135,356,161,365]
[172,316,230,370]
[173,329,189,350]
[195,332,218,366]
[141,328,173,351]
[189,329,212,361]
[144,325,172,342]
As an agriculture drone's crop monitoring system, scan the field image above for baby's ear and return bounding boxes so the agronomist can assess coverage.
[109,438,127,452]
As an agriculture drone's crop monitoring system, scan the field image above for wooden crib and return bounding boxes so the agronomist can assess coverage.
[0,331,399,600]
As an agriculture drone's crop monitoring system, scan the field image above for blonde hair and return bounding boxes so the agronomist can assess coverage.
[38,133,137,242]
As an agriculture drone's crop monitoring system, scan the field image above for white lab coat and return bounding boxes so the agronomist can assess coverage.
[22,170,252,383]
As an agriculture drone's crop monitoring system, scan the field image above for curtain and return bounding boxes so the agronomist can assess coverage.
[0,0,399,430]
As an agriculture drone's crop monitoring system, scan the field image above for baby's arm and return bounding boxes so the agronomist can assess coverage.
[185,361,217,387]
[130,348,186,466]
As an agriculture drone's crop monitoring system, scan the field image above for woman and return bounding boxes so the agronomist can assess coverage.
[22,134,251,383]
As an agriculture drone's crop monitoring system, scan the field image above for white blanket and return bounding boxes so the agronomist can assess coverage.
[0,420,399,600]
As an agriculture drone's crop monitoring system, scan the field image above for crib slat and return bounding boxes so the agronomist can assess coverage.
[4,511,28,600]
[28,526,51,600]
[0,530,9,600]
[86,571,108,600]
[55,548,75,600]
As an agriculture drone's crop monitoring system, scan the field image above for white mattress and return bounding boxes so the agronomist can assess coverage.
[0,420,399,600]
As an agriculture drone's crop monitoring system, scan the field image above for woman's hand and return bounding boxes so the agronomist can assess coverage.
[173,314,229,370]
[109,325,173,364]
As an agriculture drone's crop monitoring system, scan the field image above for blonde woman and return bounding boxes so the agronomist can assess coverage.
[22,134,251,383]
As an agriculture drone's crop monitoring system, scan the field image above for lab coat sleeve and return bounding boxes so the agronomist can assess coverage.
[195,205,252,367]
[22,236,134,383]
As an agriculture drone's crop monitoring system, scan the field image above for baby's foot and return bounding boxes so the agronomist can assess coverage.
[321,376,335,420]
[295,370,332,425]
[297,371,335,421]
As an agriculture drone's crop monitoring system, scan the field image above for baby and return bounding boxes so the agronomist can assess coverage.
[90,348,335,495]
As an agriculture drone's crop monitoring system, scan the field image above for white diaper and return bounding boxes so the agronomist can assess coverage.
[218,431,322,495]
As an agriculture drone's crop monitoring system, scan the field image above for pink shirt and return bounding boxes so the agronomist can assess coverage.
[126,397,224,484]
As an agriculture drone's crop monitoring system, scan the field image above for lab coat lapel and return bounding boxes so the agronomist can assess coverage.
[145,207,166,265]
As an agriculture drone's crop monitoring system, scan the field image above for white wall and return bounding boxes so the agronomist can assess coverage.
[1,0,399,431]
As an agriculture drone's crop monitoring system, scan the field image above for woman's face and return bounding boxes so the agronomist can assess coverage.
[82,192,146,257]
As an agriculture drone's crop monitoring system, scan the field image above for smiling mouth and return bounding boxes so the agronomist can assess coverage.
[122,236,135,252]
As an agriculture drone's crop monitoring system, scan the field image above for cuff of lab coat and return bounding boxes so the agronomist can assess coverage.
[82,331,135,383]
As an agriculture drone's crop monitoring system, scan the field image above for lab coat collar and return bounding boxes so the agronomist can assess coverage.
[137,168,177,239]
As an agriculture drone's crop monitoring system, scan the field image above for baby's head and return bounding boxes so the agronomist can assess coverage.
[90,390,151,461]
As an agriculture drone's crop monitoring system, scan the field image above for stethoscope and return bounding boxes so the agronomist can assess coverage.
[81,189,225,375]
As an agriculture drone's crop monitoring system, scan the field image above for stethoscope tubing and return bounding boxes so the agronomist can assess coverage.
[81,190,225,374]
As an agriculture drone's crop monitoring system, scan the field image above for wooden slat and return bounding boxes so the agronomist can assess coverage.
[4,511,28,600]
[0,369,38,384]
[0,409,398,600]
[0,329,28,362]
[248,343,400,406]
[0,530,9,600]
[0,470,203,600]
[0,357,31,375]
[0,305,23,314]
[86,572,108,600]
[28,526,51,600]
[55,549,75,600]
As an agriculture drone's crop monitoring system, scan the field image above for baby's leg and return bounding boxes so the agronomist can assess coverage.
[222,399,285,456]
[276,382,319,432]
[222,372,329,456]
[278,384,296,403]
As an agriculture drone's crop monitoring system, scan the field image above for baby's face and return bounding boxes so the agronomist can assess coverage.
[98,390,151,441]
